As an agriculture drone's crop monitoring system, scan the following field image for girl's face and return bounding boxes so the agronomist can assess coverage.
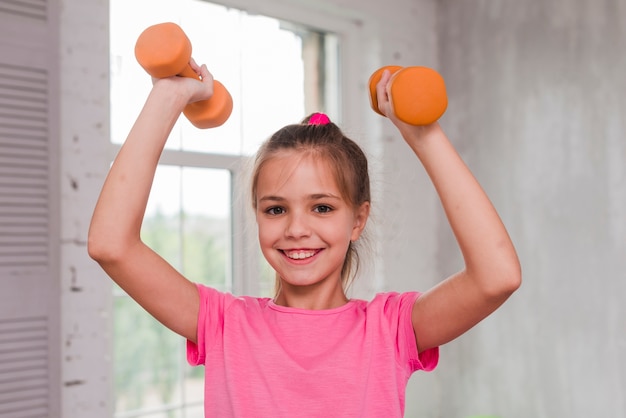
[255,151,369,304]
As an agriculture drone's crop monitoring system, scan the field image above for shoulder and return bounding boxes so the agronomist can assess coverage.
[196,283,272,314]
[346,291,421,325]
[360,292,438,371]
[365,291,421,312]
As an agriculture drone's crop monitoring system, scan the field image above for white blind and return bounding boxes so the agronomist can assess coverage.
[0,0,47,21]
[0,63,49,270]
[0,317,49,418]
[0,1,57,416]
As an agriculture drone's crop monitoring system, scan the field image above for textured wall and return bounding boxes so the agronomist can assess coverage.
[428,0,626,417]
[59,0,113,416]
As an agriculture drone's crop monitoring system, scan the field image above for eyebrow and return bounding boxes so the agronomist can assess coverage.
[258,193,342,202]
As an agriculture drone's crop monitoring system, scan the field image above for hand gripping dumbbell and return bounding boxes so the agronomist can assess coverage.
[134,22,233,129]
[368,65,447,125]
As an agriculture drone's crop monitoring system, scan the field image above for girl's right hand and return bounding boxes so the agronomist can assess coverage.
[151,58,215,106]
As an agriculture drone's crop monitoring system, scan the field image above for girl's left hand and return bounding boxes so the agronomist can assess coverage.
[375,69,440,142]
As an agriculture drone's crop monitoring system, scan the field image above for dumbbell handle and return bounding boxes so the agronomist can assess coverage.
[176,64,199,80]
[135,22,233,129]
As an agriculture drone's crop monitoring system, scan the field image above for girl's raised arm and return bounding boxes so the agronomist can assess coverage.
[87,62,215,343]
[376,71,522,353]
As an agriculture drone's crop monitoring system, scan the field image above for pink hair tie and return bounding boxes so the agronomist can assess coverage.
[308,113,331,125]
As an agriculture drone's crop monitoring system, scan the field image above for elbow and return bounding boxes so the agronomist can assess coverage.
[87,229,133,265]
[489,262,522,301]
[503,265,522,296]
[470,257,521,302]
[507,254,523,292]
[489,244,522,299]
[87,233,113,264]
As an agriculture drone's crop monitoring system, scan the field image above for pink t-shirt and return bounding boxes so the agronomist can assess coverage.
[188,284,438,417]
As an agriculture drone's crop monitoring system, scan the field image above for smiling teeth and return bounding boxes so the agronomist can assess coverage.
[286,250,316,259]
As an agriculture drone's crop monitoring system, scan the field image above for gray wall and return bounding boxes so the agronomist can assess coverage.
[411,1,625,416]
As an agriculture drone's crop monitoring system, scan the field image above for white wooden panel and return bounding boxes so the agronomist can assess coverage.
[0,0,60,417]
[0,317,49,418]
[0,0,46,21]
[0,63,49,270]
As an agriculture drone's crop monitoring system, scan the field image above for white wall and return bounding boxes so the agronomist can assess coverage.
[59,0,113,416]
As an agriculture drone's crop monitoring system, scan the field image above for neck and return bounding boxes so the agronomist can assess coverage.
[274,281,348,310]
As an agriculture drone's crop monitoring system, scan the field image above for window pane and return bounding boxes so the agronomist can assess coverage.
[183,405,204,418]
[180,167,231,291]
[111,0,338,155]
[142,165,232,290]
[114,296,183,414]
[114,165,231,417]
[183,366,204,405]
[142,166,183,270]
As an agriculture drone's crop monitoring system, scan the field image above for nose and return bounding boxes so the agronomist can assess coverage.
[285,211,311,239]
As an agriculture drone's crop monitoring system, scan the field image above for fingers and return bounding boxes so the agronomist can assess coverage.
[189,57,199,70]
[199,64,214,84]
[186,60,214,103]
[150,58,216,104]
[376,70,392,116]
[190,59,214,85]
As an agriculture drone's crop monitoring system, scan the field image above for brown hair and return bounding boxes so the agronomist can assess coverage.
[251,114,371,294]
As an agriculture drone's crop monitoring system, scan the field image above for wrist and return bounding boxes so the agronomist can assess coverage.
[401,122,443,148]
[150,78,191,111]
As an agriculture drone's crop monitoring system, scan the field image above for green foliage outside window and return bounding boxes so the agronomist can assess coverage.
[114,210,228,416]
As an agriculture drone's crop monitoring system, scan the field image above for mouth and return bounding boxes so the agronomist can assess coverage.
[282,249,321,260]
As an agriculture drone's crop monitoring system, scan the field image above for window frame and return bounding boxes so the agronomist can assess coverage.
[210,0,368,128]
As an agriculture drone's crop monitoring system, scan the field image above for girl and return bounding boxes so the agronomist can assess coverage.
[88,60,521,417]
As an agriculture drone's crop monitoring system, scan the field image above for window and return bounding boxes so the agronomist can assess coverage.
[110,0,339,416]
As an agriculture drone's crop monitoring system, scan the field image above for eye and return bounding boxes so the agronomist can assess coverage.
[266,206,285,216]
[314,205,333,214]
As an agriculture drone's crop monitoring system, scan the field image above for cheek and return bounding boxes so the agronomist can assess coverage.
[257,220,278,246]
[319,220,353,243]
[256,222,268,244]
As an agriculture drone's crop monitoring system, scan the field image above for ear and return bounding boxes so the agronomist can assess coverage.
[350,201,370,242]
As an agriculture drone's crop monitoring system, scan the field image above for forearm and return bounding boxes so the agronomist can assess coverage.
[405,123,521,294]
[88,81,187,260]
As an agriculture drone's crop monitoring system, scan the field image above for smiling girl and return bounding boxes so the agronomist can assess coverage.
[88,61,521,417]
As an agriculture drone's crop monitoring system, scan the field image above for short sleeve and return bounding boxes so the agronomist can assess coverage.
[379,292,439,373]
[187,284,233,366]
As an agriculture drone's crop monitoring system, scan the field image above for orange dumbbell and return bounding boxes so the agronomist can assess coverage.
[368,65,447,126]
[134,22,233,129]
